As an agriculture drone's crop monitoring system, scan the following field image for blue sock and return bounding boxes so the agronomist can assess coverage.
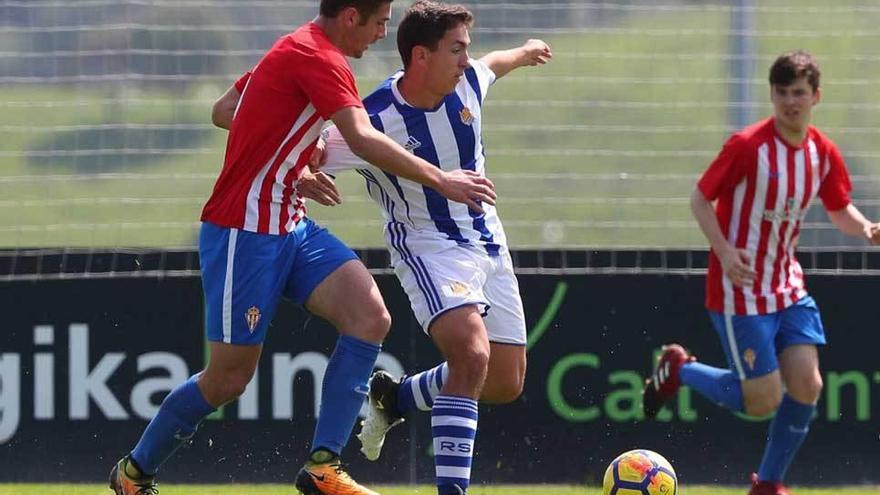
[433,395,478,495]
[311,335,381,455]
[757,394,815,482]
[130,374,216,475]
[679,361,744,412]
[399,362,448,414]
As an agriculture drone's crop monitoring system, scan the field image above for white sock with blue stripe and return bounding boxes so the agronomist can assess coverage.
[432,395,478,494]
[398,362,449,413]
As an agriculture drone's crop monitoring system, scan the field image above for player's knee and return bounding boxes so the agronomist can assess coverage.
[807,375,824,402]
[201,372,252,405]
[462,348,490,376]
[789,374,823,404]
[359,305,391,343]
[449,348,490,388]
[744,392,782,417]
[225,381,249,402]
[337,300,390,343]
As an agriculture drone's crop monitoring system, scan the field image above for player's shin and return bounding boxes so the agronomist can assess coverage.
[679,361,744,412]
[130,373,216,475]
[310,335,381,455]
[757,394,815,482]
[432,395,478,495]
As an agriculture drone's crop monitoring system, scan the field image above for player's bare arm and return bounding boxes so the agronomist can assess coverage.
[212,85,241,130]
[479,39,552,79]
[331,105,497,212]
[691,187,757,287]
[826,203,880,245]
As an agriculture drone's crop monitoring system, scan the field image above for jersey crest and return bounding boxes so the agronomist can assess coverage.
[459,107,475,125]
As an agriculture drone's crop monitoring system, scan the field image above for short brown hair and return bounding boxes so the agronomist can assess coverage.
[397,0,474,68]
[769,50,821,92]
[320,0,392,22]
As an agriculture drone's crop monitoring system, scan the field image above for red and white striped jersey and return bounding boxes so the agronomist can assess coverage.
[201,22,363,235]
[699,117,852,315]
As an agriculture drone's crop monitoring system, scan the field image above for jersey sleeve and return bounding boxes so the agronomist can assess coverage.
[818,141,853,211]
[321,125,369,175]
[234,71,252,92]
[468,58,496,102]
[297,51,363,120]
[698,133,747,201]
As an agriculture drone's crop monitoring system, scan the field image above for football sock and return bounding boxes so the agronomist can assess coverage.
[307,448,338,466]
[398,362,449,414]
[130,374,215,475]
[679,361,744,412]
[432,395,478,495]
[124,456,147,479]
[311,335,381,456]
[757,394,815,482]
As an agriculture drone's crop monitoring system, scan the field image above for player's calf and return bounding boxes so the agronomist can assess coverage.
[481,344,526,404]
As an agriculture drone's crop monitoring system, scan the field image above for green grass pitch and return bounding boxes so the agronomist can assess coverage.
[2,485,879,495]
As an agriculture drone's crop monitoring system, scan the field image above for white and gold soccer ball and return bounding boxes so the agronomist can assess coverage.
[602,449,677,495]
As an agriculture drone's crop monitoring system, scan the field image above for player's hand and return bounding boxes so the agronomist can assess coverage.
[297,168,341,206]
[867,222,880,246]
[309,136,329,170]
[436,169,496,213]
[719,245,757,287]
[521,39,552,66]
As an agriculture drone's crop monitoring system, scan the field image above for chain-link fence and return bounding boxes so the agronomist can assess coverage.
[2,0,879,249]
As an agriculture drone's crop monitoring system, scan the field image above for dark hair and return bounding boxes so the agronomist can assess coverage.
[397,0,474,68]
[769,50,821,92]
[320,0,392,22]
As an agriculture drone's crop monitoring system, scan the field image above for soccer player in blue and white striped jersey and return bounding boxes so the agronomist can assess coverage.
[314,2,552,493]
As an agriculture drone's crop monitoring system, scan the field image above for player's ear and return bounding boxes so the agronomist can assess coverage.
[412,45,429,67]
[812,87,822,106]
[341,6,359,28]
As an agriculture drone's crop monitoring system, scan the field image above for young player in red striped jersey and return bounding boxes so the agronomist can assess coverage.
[643,50,880,495]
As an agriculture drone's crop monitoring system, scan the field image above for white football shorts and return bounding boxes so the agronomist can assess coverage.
[391,245,526,345]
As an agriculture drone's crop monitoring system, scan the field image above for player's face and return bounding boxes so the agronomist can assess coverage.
[347,3,391,59]
[771,76,820,135]
[424,23,471,96]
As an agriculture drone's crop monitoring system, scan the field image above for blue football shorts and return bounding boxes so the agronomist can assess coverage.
[707,295,826,380]
[199,218,359,345]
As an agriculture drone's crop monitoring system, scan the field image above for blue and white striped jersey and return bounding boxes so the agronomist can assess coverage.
[323,58,506,256]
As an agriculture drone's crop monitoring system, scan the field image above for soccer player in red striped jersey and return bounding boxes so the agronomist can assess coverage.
[643,50,880,495]
[109,2,495,495]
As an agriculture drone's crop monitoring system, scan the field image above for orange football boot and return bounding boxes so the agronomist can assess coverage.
[109,455,158,495]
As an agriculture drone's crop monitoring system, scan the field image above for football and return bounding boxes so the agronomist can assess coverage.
[602,449,677,495]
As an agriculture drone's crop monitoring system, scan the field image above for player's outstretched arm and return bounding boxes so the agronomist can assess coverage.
[691,187,757,286]
[212,85,241,130]
[827,204,880,245]
[315,126,368,175]
[479,39,552,80]
[331,106,496,212]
